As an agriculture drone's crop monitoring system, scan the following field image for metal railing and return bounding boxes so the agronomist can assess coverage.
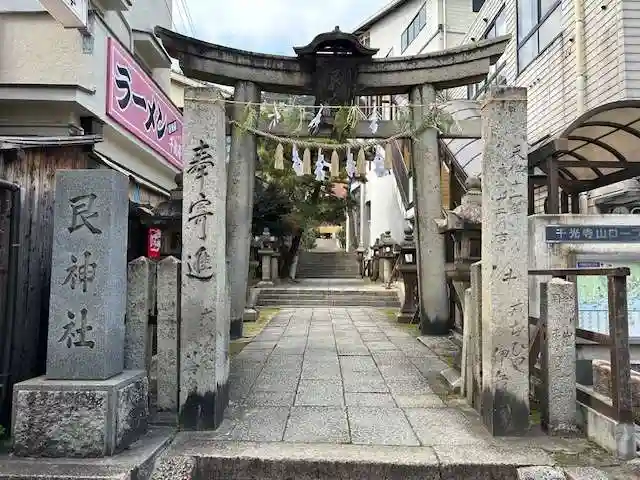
[529,267,633,424]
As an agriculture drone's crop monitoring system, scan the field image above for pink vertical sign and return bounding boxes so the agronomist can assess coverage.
[106,38,184,169]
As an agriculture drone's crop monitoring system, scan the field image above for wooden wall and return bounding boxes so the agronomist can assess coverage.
[0,146,89,391]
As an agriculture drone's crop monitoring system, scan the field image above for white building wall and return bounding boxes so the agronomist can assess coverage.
[452,0,626,146]
[620,0,640,99]
[365,172,406,246]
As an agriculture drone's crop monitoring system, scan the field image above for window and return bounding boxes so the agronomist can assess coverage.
[466,7,508,99]
[517,0,561,72]
[401,3,427,53]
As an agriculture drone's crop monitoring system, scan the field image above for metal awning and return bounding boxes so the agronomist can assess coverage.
[440,99,483,179]
[529,100,640,193]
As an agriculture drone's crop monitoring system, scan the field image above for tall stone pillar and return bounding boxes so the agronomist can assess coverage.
[227,81,260,340]
[180,87,229,430]
[410,84,448,334]
[480,86,529,436]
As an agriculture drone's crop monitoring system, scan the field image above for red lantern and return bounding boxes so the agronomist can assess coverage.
[147,228,161,258]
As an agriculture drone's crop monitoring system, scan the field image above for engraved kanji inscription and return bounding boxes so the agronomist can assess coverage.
[188,192,214,240]
[187,140,215,191]
[58,308,95,348]
[62,251,97,293]
[186,246,214,280]
[68,194,102,234]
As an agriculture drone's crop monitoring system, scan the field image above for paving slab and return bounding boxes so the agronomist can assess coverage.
[146,307,626,480]
[284,407,350,443]
[348,407,420,446]
[295,379,344,406]
[227,407,289,442]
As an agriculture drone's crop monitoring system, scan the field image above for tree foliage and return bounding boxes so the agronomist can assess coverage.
[251,139,360,237]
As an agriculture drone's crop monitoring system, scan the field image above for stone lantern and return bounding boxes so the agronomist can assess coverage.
[356,245,366,278]
[435,176,482,328]
[257,228,275,286]
[270,234,281,284]
[249,235,261,281]
[397,225,418,323]
[379,230,398,285]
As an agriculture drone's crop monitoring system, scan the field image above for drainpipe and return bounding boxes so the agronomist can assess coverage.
[0,180,20,425]
[441,0,448,50]
[574,0,586,114]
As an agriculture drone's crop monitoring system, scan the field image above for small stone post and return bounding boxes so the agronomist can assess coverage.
[125,256,151,372]
[260,251,272,283]
[461,287,472,397]
[227,81,260,339]
[410,83,448,334]
[480,86,529,436]
[468,261,482,411]
[540,279,579,435]
[271,251,280,283]
[157,256,180,413]
[180,87,229,430]
[12,170,148,457]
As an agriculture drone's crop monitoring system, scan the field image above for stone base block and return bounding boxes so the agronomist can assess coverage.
[257,280,273,287]
[12,370,148,458]
[243,308,258,323]
[397,312,414,324]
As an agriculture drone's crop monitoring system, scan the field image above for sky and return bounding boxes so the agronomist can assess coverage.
[173,0,392,55]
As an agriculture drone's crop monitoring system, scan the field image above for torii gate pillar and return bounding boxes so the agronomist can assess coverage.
[411,84,449,334]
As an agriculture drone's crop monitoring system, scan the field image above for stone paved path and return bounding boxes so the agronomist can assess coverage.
[223,307,455,445]
[157,308,631,478]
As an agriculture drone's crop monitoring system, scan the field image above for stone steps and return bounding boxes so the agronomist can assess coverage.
[153,439,557,480]
[257,299,400,307]
[255,288,400,307]
[257,289,398,297]
[297,251,360,279]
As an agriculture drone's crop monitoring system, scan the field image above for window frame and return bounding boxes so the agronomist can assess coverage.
[466,5,508,100]
[400,2,427,53]
[516,0,562,74]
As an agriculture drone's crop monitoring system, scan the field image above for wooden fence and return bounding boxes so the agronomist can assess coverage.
[0,146,90,428]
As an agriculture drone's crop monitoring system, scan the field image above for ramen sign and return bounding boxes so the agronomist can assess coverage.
[106,38,184,169]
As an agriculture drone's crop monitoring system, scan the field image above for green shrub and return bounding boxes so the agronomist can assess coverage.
[301,228,318,251]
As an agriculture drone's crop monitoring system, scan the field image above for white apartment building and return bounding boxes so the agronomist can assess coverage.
[349,0,479,250]
[458,0,640,215]
[353,0,640,251]
[0,0,180,203]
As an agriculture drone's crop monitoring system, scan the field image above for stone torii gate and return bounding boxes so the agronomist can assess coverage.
[156,26,518,431]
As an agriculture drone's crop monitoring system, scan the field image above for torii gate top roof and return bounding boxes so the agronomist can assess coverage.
[155,26,509,96]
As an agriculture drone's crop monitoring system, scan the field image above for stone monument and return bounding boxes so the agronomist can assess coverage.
[480,87,530,436]
[180,87,229,430]
[11,169,148,457]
